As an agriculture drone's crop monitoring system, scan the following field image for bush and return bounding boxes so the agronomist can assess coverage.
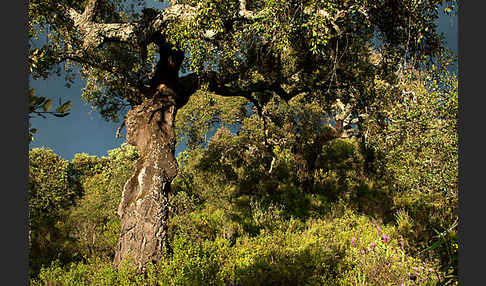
[29,148,80,276]
[29,145,139,277]
[364,68,458,281]
[30,207,444,286]
[66,144,139,260]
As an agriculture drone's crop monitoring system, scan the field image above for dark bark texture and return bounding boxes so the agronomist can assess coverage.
[114,86,179,269]
[111,17,189,267]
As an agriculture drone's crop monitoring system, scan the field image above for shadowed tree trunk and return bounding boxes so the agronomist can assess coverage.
[113,35,187,268]
[114,94,178,268]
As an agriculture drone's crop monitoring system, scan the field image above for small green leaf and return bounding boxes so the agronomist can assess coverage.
[33,96,45,106]
[43,99,52,112]
[56,101,72,113]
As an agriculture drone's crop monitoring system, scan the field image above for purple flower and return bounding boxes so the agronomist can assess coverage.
[382,234,390,244]
[369,241,376,251]
[377,226,382,236]
[351,237,356,247]
[400,240,405,250]
[361,249,366,255]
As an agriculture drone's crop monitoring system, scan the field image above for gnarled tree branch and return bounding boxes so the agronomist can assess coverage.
[54,2,198,51]
[83,0,100,22]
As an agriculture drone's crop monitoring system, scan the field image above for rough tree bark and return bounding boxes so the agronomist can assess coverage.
[113,34,186,268]
[114,93,178,268]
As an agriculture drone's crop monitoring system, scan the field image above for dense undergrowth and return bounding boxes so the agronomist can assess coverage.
[29,69,457,285]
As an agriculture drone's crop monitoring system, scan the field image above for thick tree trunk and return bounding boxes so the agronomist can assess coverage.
[114,90,178,269]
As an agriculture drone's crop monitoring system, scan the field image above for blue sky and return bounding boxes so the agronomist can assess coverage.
[29,7,458,161]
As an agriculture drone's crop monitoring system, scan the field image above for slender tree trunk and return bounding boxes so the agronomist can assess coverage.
[114,90,178,269]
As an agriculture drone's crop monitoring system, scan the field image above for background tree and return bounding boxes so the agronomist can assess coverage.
[363,64,458,281]
[28,145,139,276]
[28,148,80,276]
[29,0,457,268]
[67,145,139,261]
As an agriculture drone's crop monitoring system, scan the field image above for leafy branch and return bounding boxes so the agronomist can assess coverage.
[29,87,72,142]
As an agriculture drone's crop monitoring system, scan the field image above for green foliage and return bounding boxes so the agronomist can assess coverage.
[66,144,139,260]
[175,91,248,149]
[30,257,144,286]
[31,208,446,286]
[29,0,145,123]
[29,148,80,276]
[29,148,77,220]
[28,0,456,124]
[29,144,139,276]
[29,65,457,284]
[70,153,110,183]
[166,0,451,76]
[364,67,458,283]
[67,173,120,259]
[28,87,72,142]
[155,236,223,285]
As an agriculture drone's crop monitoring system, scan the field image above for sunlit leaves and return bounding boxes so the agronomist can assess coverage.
[29,88,72,141]
[28,89,71,117]
[55,100,72,114]
[362,65,458,280]
[175,91,248,149]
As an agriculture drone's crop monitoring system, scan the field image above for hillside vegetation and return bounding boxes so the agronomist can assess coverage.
[29,68,457,285]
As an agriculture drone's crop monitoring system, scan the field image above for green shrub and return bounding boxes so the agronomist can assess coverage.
[29,148,80,276]
[30,207,444,286]
[364,68,458,281]
[66,144,138,260]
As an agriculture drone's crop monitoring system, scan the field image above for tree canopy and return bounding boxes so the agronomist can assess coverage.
[29,0,456,124]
